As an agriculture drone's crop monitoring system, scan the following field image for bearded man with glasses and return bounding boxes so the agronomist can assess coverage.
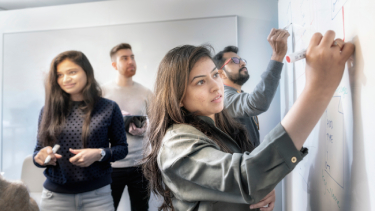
[213,28,289,148]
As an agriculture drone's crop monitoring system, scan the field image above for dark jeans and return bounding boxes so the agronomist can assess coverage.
[111,166,150,211]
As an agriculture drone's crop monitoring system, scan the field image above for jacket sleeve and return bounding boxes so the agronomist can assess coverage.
[158,123,307,205]
[224,60,283,117]
[103,102,128,162]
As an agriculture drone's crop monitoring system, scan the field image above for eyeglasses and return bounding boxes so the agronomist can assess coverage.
[220,57,247,69]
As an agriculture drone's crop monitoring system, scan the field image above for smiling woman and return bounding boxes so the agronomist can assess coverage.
[56,60,88,101]
[32,51,128,211]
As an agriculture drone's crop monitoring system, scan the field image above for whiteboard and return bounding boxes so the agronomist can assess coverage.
[1,16,237,180]
[278,0,375,210]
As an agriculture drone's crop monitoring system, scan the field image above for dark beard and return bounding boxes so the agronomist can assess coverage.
[224,67,250,86]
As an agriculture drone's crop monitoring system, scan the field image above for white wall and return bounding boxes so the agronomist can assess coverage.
[0,0,281,210]
[0,0,280,141]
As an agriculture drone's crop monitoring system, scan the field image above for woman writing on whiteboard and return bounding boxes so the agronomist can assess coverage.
[33,51,128,211]
[142,30,354,211]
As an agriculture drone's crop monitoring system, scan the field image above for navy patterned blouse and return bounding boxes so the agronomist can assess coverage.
[33,97,128,194]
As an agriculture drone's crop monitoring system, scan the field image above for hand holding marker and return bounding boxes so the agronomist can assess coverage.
[285,23,344,63]
[44,144,60,164]
[286,41,343,63]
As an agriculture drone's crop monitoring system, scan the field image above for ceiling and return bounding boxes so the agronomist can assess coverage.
[0,0,113,10]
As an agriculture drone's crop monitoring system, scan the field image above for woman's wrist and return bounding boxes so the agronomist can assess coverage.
[97,148,105,161]
[303,82,335,103]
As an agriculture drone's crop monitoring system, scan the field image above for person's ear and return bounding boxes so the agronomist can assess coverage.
[218,69,227,79]
[111,61,118,70]
[179,101,183,107]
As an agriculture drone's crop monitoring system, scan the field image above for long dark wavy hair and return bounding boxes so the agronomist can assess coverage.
[142,45,254,211]
[38,50,102,148]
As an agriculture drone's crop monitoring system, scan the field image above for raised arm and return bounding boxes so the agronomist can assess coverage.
[224,60,283,117]
[281,31,355,150]
[224,29,290,117]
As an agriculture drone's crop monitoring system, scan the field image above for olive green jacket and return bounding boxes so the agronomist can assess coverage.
[157,116,308,211]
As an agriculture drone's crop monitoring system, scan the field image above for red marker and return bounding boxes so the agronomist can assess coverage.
[286,50,307,63]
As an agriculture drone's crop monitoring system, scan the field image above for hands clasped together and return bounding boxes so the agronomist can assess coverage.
[122,110,148,136]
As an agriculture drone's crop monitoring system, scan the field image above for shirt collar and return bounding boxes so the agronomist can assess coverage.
[224,84,243,93]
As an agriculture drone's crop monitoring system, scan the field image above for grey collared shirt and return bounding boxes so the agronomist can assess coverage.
[224,60,284,147]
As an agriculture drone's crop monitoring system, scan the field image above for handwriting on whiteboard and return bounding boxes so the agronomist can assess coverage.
[322,170,341,208]
[324,96,345,189]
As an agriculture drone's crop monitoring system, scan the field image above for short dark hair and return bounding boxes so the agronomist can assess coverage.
[110,43,132,60]
[213,46,238,69]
